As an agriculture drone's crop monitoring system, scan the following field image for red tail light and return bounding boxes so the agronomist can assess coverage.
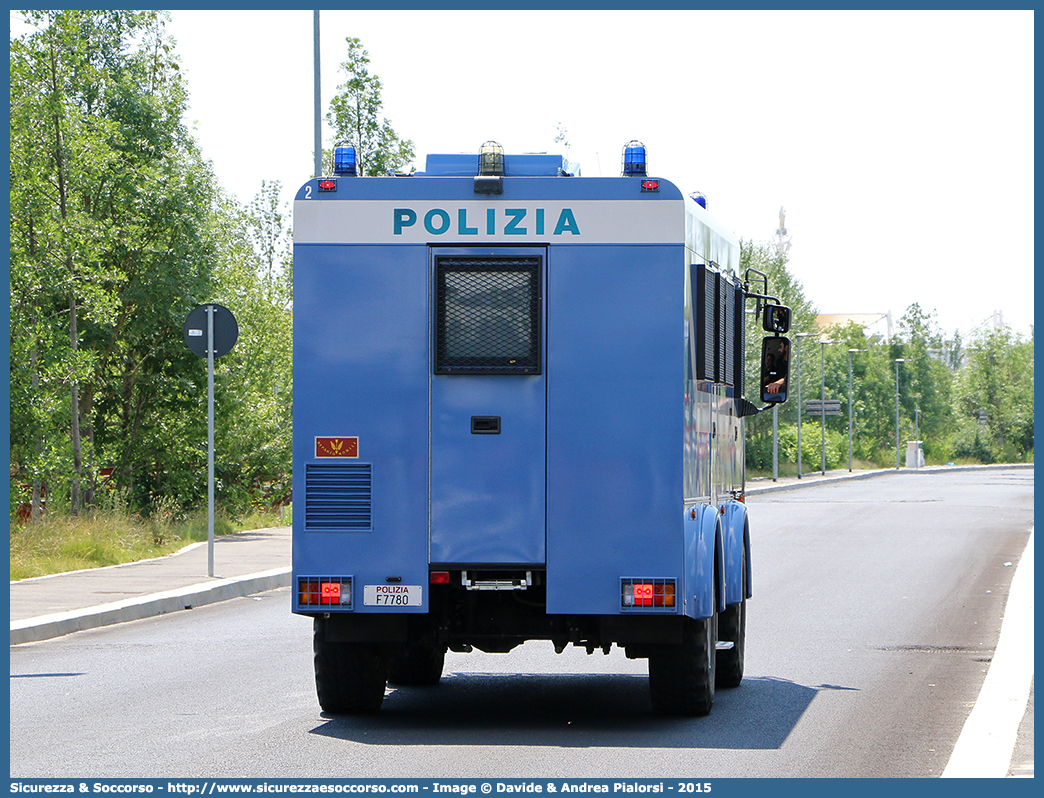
[622,578,676,609]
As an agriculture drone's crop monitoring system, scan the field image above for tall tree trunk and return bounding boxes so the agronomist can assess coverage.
[30,340,44,522]
[51,35,82,516]
[69,284,82,515]
[82,382,95,510]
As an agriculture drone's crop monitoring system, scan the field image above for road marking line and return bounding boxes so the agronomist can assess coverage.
[941,527,1034,778]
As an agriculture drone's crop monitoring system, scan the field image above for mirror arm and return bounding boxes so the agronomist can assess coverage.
[744,269,769,320]
[743,268,769,297]
[739,397,788,416]
[745,290,781,306]
[737,398,769,417]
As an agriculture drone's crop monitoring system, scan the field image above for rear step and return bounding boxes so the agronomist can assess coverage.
[462,571,533,591]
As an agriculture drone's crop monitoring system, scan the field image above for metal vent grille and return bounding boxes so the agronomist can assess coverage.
[305,463,372,530]
[693,263,744,389]
[435,257,541,375]
[717,271,729,384]
[694,264,718,382]
[695,266,714,381]
[733,284,746,394]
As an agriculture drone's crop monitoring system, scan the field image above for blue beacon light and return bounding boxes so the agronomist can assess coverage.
[621,140,648,177]
[334,143,358,176]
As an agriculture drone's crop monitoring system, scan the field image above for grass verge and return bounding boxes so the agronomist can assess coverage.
[9,508,288,581]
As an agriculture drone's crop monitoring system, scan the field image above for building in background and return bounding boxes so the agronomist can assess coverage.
[816,312,892,342]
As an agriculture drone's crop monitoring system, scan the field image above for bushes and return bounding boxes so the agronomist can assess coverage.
[747,423,848,472]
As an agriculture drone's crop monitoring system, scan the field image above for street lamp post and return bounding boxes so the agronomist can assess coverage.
[794,333,818,478]
[847,348,867,472]
[895,358,907,469]
[313,11,322,180]
[819,340,838,474]
[914,399,922,468]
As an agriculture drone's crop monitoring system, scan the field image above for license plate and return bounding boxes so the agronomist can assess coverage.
[363,584,422,606]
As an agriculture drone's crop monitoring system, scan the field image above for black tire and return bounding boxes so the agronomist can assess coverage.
[715,596,745,688]
[648,612,717,716]
[387,642,446,686]
[313,618,389,714]
[716,551,746,689]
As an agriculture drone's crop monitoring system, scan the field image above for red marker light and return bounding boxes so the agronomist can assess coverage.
[430,571,451,584]
[641,180,659,193]
[317,179,337,192]
[320,582,341,604]
[634,583,654,606]
[299,577,351,607]
[622,578,677,608]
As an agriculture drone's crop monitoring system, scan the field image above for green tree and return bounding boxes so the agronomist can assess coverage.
[247,180,291,286]
[952,325,1034,462]
[11,12,298,525]
[892,303,955,462]
[739,240,818,469]
[818,321,894,465]
[325,37,415,176]
[206,186,294,513]
[816,305,962,467]
[10,10,220,516]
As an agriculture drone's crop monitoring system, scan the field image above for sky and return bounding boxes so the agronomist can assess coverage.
[12,9,1035,339]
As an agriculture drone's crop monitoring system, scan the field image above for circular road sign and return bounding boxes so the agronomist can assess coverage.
[183,303,239,359]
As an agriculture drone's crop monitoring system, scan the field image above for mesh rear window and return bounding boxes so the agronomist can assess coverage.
[435,257,541,375]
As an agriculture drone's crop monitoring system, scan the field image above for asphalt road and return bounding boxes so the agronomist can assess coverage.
[9,468,1033,778]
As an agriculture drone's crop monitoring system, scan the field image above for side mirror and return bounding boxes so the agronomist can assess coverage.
[763,304,791,334]
[760,336,790,403]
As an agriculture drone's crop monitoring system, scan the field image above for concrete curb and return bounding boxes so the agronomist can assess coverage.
[745,462,1033,496]
[10,566,291,645]
[746,468,889,495]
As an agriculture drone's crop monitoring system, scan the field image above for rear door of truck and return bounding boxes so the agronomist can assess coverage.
[429,246,547,567]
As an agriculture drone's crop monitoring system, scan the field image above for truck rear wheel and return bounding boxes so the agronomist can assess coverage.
[387,642,446,686]
[313,618,389,714]
[715,597,745,688]
[648,613,717,716]
[716,550,746,688]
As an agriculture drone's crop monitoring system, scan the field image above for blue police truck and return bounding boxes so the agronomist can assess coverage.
[292,141,791,715]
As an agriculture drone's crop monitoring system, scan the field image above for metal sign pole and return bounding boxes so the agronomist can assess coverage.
[820,342,826,475]
[848,352,855,472]
[796,338,802,478]
[182,302,238,579]
[314,11,322,180]
[207,305,215,577]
